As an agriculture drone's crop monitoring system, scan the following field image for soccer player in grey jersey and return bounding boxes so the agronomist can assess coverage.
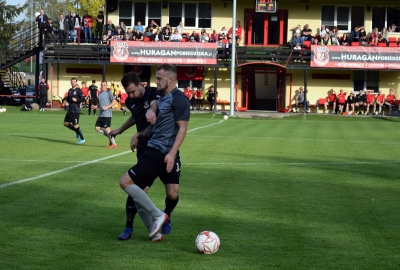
[94,81,117,148]
[119,64,191,238]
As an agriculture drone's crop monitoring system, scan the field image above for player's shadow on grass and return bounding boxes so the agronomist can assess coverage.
[14,135,105,147]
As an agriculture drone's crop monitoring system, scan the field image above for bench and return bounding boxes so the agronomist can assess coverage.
[193,100,231,111]
[290,102,316,113]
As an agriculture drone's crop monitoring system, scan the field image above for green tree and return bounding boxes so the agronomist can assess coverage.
[24,0,73,23]
[68,0,105,29]
[0,0,27,39]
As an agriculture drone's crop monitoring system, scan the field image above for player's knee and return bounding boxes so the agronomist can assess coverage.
[95,126,100,132]
[119,173,133,189]
[63,122,69,127]
[166,190,178,200]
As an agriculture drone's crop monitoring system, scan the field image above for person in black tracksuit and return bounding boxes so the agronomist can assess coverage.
[355,89,366,115]
[88,80,99,115]
[37,78,49,111]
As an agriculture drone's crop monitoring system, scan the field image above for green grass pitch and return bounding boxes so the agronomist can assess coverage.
[0,106,400,269]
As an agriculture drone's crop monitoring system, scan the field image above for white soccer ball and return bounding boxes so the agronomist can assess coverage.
[223,115,228,120]
[195,231,220,254]
[3,108,6,112]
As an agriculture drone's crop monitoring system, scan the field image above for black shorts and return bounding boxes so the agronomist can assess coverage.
[128,147,181,190]
[89,97,98,106]
[327,101,335,106]
[95,117,111,128]
[347,100,355,104]
[64,112,80,125]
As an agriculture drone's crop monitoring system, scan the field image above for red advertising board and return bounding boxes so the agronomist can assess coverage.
[110,41,218,65]
[311,45,400,69]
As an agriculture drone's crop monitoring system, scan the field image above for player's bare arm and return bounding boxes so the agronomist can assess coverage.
[130,124,153,151]
[103,99,117,111]
[165,120,188,173]
[109,115,136,138]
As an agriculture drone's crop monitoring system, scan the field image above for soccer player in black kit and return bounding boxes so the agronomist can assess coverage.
[88,80,98,115]
[109,72,178,242]
[63,77,85,144]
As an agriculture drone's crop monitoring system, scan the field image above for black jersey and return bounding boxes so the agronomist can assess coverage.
[125,86,159,150]
[66,87,84,113]
[356,94,366,103]
[89,85,98,98]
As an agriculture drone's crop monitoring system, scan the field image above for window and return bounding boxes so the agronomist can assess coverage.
[178,80,203,89]
[372,6,400,31]
[169,2,212,29]
[353,71,379,92]
[118,1,162,28]
[321,5,364,32]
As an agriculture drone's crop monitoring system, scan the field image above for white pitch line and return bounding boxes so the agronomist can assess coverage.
[0,151,131,189]
[0,121,224,189]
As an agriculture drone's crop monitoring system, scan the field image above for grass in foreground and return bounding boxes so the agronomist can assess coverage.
[0,106,400,269]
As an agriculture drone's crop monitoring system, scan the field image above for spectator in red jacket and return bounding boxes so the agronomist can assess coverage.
[373,90,385,115]
[324,89,337,114]
[385,89,397,115]
[337,89,347,114]
[82,11,93,43]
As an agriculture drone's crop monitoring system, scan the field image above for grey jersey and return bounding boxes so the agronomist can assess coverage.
[148,88,190,154]
[297,92,305,102]
[98,90,115,117]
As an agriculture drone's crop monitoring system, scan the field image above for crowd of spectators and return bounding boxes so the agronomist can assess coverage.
[291,23,400,48]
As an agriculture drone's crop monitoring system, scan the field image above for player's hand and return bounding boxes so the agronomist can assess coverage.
[130,134,139,152]
[146,109,157,124]
[72,97,77,102]
[91,105,97,109]
[102,105,108,111]
[140,82,148,87]
[109,128,121,139]
[64,102,69,107]
[164,153,175,173]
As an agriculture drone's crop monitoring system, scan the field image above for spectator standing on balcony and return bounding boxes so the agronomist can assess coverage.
[388,23,398,33]
[176,22,184,35]
[189,31,200,42]
[324,89,337,114]
[340,33,350,46]
[35,9,48,42]
[95,11,105,43]
[151,29,162,42]
[294,87,310,113]
[82,11,93,44]
[38,77,49,112]
[88,80,99,116]
[206,85,218,111]
[170,29,182,42]
[43,18,57,44]
[132,28,144,41]
[193,88,204,111]
[65,11,73,42]
[63,77,85,144]
[106,20,116,35]
[355,89,366,115]
[385,89,397,115]
[72,13,81,44]
[350,26,360,45]
[57,14,70,45]
[134,21,144,34]
[373,90,385,115]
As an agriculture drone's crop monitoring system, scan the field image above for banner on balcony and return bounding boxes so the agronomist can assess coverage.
[177,66,204,81]
[311,45,400,69]
[110,41,218,65]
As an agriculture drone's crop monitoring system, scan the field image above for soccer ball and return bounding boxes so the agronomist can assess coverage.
[3,108,6,112]
[223,115,228,120]
[195,231,220,254]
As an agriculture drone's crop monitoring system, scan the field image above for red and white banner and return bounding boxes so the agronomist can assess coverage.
[110,41,218,65]
[311,45,400,69]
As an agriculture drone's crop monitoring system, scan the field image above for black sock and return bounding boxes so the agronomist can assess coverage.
[67,123,76,132]
[93,109,96,115]
[74,127,84,140]
[126,196,137,229]
[164,196,179,217]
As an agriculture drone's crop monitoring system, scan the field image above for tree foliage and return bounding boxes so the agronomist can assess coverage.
[0,0,27,39]
[68,0,105,27]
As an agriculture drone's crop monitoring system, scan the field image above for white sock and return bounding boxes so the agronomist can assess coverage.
[124,184,163,218]
[110,136,116,145]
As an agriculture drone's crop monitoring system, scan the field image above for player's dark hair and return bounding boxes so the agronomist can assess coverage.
[71,77,77,82]
[121,72,141,88]
[157,64,177,79]
[92,80,96,83]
